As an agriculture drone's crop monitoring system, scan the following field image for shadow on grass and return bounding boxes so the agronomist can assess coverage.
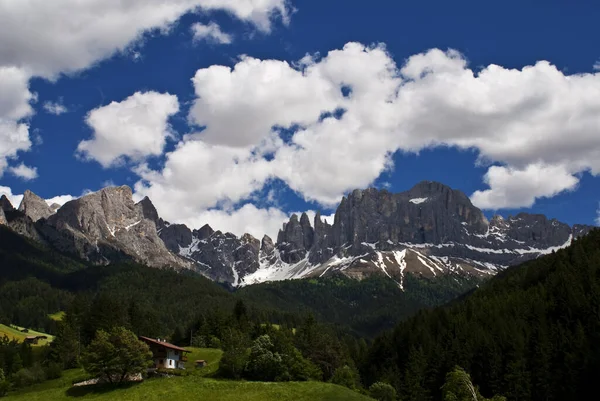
[65,382,140,397]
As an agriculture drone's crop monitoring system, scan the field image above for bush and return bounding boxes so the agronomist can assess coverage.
[0,369,9,397]
[81,327,152,384]
[11,364,46,388]
[44,362,63,380]
[245,335,282,381]
[369,382,397,401]
[331,365,361,390]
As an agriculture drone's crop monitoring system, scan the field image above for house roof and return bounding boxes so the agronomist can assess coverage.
[139,336,190,353]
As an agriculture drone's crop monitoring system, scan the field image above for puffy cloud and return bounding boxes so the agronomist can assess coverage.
[0,0,291,78]
[187,204,290,239]
[43,100,68,115]
[0,66,34,176]
[77,92,179,167]
[189,55,340,147]
[191,22,233,44]
[9,163,38,181]
[470,164,579,209]
[133,43,600,236]
[0,120,31,176]
[134,139,272,220]
[0,0,292,184]
[0,67,33,120]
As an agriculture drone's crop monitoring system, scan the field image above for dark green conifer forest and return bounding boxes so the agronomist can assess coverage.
[364,229,600,401]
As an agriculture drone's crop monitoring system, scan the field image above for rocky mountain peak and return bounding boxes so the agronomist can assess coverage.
[0,195,15,212]
[136,196,159,224]
[196,224,215,240]
[261,235,275,254]
[18,190,53,222]
[43,185,190,269]
[0,208,6,225]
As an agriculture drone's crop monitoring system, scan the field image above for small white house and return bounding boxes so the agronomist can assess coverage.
[139,336,189,370]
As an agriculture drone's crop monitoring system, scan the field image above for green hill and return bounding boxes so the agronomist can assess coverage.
[0,324,53,346]
[5,370,372,401]
[364,229,600,401]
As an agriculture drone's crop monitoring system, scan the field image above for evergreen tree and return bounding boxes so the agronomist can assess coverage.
[81,327,152,384]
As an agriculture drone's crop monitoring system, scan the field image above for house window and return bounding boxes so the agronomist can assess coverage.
[170,360,173,366]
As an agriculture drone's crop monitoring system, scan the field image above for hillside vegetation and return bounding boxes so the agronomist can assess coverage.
[364,229,600,401]
[0,325,53,347]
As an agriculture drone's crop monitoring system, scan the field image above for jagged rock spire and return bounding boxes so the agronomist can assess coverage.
[18,190,53,222]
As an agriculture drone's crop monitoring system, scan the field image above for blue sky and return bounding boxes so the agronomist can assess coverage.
[0,0,599,238]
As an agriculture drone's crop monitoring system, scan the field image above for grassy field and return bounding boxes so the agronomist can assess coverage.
[183,347,223,376]
[48,311,66,321]
[0,324,54,346]
[6,369,372,401]
[5,346,372,400]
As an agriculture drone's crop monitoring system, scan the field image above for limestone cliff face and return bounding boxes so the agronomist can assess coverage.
[18,190,54,222]
[1,182,594,287]
[42,186,190,269]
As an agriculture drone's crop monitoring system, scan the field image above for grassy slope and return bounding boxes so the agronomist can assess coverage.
[0,324,54,346]
[6,347,372,400]
[183,347,223,376]
[6,371,372,401]
[48,311,66,321]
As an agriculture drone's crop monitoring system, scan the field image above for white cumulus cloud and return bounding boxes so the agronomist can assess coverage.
[0,0,293,176]
[470,164,579,209]
[0,0,292,79]
[0,66,34,176]
[127,43,600,236]
[77,92,180,168]
[9,163,38,181]
[191,22,233,44]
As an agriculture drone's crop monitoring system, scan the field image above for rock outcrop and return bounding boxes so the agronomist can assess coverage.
[0,195,15,212]
[42,186,190,269]
[1,181,594,288]
[18,190,53,222]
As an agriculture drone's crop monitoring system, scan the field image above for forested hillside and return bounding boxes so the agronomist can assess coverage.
[364,229,600,401]
[238,274,479,338]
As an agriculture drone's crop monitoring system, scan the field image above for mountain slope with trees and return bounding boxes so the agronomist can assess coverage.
[364,228,600,401]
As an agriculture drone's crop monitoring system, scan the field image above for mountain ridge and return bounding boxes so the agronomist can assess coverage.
[1,181,594,288]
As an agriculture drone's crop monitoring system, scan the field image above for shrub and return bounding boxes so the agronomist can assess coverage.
[369,382,397,401]
[0,369,9,397]
[44,362,63,380]
[81,327,152,384]
[331,365,361,390]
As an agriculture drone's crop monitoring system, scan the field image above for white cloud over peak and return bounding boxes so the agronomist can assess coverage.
[77,91,179,168]
[45,194,76,207]
[43,100,68,115]
[9,163,38,181]
[191,22,233,44]
[470,164,579,209]
[120,43,600,236]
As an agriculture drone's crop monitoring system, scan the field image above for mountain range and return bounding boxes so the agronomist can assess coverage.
[0,181,593,288]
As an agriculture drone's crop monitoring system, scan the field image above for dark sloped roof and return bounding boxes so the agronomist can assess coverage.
[139,336,189,353]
